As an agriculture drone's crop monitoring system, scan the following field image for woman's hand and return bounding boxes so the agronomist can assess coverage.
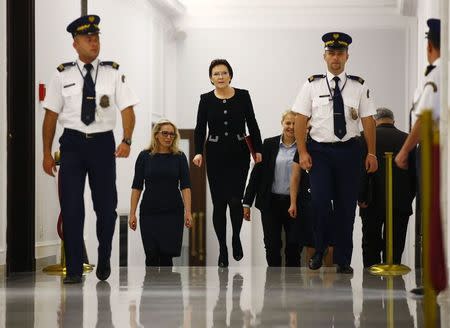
[193,154,203,167]
[185,212,193,228]
[129,214,137,231]
[288,203,297,218]
[254,152,262,163]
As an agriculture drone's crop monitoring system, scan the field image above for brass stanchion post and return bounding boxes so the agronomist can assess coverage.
[369,152,410,276]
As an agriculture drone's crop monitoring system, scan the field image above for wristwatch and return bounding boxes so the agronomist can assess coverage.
[122,138,132,146]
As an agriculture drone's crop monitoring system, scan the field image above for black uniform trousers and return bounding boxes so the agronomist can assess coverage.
[361,212,409,267]
[308,139,361,266]
[59,128,117,276]
[261,194,302,267]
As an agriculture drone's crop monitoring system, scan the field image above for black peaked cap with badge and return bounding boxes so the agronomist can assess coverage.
[426,18,440,46]
[322,32,352,50]
[67,15,100,37]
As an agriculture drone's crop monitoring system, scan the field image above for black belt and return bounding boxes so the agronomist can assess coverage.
[271,193,290,201]
[312,137,359,146]
[64,128,113,139]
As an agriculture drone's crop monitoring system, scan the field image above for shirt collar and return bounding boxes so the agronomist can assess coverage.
[430,57,441,67]
[326,70,346,85]
[279,136,296,148]
[77,58,99,73]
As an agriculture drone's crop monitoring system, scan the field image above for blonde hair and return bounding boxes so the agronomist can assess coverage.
[147,119,181,154]
[281,110,297,123]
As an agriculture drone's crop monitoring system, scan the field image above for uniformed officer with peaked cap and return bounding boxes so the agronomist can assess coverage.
[42,15,139,283]
[293,31,378,273]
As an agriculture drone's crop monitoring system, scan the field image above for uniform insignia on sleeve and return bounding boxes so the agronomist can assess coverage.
[121,74,126,83]
[367,89,370,98]
[100,61,120,70]
[424,81,438,93]
[347,75,365,85]
[308,74,325,83]
[57,62,76,72]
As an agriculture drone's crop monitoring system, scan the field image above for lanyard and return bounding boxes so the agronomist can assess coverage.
[76,61,100,86]
[325,74,348,101]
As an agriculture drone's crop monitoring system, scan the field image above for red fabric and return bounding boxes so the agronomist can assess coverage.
[245,135,257,161]
[429,142,447,292]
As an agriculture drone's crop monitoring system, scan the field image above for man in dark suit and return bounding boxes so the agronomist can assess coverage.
[358,108,416,268]
[242,111,301,266]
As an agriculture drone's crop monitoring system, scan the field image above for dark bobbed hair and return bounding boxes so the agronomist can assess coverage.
[209,59,233,80]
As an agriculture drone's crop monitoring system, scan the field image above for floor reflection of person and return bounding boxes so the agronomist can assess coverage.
[213,268,229,328]
[139,268,183,327]
[129,120,192,267]
[96,282,114,328]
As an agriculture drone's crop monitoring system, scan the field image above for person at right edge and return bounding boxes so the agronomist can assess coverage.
[358,108,416,268]
[395,18,441,296]
[193,59,263,267]
[292,32,378,274]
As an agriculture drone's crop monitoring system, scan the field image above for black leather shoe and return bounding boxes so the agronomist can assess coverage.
[63,274,82,284]
[308,252,323,270]
[336,265,354,274]
[218,248,229,268]
[232,237,243,261]
[96,259,111,281]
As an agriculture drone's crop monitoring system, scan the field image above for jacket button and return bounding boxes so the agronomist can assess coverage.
[224,132,228,136]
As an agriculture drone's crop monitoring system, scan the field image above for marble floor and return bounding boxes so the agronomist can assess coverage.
[0,266,448,327]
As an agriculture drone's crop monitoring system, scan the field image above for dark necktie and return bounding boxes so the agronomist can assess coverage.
[333,76,346,139]
[81,63,96,125]
[425,64,436,76]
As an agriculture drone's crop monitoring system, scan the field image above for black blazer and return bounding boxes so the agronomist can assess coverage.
[243,135,281,211]
[359,123,416,216]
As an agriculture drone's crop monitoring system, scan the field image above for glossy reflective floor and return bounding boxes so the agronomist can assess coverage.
[0,266,448,327]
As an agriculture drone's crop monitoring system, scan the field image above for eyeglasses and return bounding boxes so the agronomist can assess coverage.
[158,131,176,138]
[212,71,229,77]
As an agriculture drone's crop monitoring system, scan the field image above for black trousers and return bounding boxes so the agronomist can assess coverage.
[59,129,117,276]
[361,212,410,268]
[261,194,302,267]
[308,139,361,266]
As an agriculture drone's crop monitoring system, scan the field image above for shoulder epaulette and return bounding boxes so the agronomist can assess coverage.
[100,61,120,70]
[308,74,325,83]
[347,75,365,85]
[56,62,76,72]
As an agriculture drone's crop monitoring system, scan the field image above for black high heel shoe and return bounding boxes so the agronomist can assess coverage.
[232,236,243,261]
[218,248,229,268]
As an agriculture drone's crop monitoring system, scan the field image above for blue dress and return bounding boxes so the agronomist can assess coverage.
[132,151,191,256]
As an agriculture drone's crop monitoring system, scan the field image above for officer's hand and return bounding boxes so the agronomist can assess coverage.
[254,152,262,163]
[394,150,409,170]
[43,154,57,177]
[193,154,203,167]
[288,203,297,218]
[129,214,137,231]
[299,151,312,170]
[358,201,368,209]
[243,207,251,221]
[365,155,378,173]
[185,212,193,228]
[115,143,130,158]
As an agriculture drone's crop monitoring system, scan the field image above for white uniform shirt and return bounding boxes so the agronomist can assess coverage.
[414,58,441,122]
[43,58,139,133]
[292,70,376,143]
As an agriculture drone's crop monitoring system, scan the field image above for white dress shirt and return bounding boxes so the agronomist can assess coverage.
[414,57,441,122]
[43,58,139,133]
[292,70,376,143]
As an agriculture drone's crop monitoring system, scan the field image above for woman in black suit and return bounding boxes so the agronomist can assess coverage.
[242,110,302,266]
[193,59,262,267]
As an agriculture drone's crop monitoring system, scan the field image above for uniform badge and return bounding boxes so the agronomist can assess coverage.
[350,108,358,120]
[100,95,110,108]
[121,74,126,83]
[367,89,370,98]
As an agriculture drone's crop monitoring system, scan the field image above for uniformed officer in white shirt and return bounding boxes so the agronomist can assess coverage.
[396,18,441,169]
[42,15,139,283]
[293,32,377,273]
